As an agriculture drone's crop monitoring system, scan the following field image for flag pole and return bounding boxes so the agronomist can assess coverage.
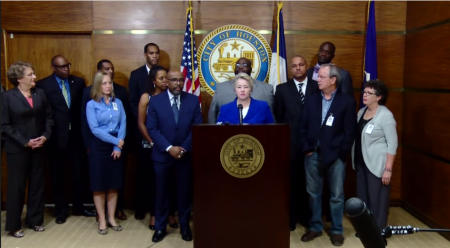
[276,2,283,86]
[188,1,197,92]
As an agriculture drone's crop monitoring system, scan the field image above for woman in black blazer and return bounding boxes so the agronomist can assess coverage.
[1,62,53,238]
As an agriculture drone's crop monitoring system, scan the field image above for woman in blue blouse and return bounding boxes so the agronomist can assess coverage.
[86,72,126,235]
[217,73,274,124]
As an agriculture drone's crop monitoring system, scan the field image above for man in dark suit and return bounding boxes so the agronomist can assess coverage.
[307,42,354,97]
[81,59,130,221]
[129,42,160,220]
[274,55,317,231]
[36,55,96,224]
[147,70,202,243]
[299,64,356,246]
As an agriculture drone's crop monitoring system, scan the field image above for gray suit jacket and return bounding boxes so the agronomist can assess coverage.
[352,105,398,178]
[208,79,274,124]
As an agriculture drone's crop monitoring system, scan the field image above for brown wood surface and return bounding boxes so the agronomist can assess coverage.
[403,92,450,161]
[0,1,93,32]
[406,1,450,30]
[404,23,450,89]
[192,124,290,248]
[402,148,450,229]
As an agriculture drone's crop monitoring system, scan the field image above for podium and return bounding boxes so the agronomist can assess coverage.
[192,124,290,248]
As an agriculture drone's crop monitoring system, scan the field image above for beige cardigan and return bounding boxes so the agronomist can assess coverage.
[351,105,398,178]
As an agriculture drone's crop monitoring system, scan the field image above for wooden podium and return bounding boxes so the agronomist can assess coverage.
[192,124,290,248]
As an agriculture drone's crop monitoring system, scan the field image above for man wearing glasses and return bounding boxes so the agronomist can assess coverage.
[36,55,96,224]
[208,57,274,124]
[146,70,202,242]
[299,64,356,246]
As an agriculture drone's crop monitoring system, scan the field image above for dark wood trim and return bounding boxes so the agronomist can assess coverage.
[390,199,402,207]
[399,199,450,241]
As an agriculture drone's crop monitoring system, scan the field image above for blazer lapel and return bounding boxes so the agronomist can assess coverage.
[243,98,257,121]
[325,91,339,124]
[164,92,178,125]
[287,79,303,106]
[177,92,187,124]
[11,87,32,109]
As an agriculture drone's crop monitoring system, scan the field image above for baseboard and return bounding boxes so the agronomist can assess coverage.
[390,198,402,207]
[399,199,450,241]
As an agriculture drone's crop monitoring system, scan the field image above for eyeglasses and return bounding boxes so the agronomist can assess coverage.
[317,75,330,80]
[52,63,71,70]
[166,78,184,83]
[235,63,249,68]
[362,91,377,96]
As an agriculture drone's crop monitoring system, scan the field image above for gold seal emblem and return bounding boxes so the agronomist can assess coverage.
[220,134,265,178]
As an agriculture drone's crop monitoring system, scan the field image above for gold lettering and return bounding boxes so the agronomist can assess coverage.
[206,46,213,51]
[257,45,264,51]
[204,51,210,55]
[226,32,230,38]
[210,40,216,46]
[236,31,243,38]
[261,57,268,62]
[219,34,226,39]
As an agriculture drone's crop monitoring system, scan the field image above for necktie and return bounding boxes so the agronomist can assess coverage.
[61,80,71,130]
[298,83,305,104]
[61,80,70,108]
[172,96,179,123]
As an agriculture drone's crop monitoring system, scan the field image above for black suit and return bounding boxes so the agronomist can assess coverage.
[307,67,354,97]
[36,74,87,216]
[128,65,155,216]
[1,87,53,231]
[81,82,130,210]
[274,78,318,227]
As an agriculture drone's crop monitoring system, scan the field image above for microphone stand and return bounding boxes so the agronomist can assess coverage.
[382,225,450,238]
[237,104,243,125]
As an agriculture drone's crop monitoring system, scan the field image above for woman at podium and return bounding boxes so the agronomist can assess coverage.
[216,73,274,124]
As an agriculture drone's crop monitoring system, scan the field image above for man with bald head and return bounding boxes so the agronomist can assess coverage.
[307,42,354,97]
[36,55,96,224]
[208,57,274,123]
[146,70,202,242]
[274,55,318,231]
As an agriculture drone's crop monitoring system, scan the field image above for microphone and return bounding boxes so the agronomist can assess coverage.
[345,197,386,248]
[237,104,243,125]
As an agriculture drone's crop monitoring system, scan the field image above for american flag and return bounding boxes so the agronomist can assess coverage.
[180,4,201,103]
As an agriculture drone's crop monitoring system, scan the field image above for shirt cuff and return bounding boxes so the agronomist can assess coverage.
[166,145,172,152]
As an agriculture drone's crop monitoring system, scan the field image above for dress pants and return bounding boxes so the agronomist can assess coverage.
[290,154,311,227]
[356,162,391,230]
[50,132,87,215]
[5,149,45,231]
[135,142,155,216]
[154,158,192,231]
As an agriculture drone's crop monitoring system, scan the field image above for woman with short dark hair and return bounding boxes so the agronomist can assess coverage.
[2,61,53,238]
[352,80,397,233]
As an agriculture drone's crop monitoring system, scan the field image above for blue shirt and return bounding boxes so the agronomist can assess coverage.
[86,97,127,151]
[54,74,71,107]
[321,89,337,125]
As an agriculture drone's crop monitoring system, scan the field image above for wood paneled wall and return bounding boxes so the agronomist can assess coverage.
[1,1,406,207]
[403,1,450,231]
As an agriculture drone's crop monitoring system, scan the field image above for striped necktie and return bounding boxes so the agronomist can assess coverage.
[61,80,70,108]
[298,83,305,104]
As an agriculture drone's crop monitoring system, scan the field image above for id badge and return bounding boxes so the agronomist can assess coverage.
[112,102,118,111]
[365,124,374,134]
[326,114,334,126]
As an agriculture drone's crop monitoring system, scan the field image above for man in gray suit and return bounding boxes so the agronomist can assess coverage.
[208,57,274,124]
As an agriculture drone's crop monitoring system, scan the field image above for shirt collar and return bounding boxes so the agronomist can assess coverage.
[54,74,67,84]
[293,77,308,85]
[145,64,151,74]
[321,89,337,101]
[167,89,179,100]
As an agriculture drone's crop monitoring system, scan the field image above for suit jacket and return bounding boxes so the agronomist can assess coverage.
[35,74,85,149]
[147,91,203,163]
[307,67,354,97]
[352,105,398,177]
[129,65,148,119]
[299,90,356,166]
[274,78,318,158]
[208,78,274,124]
[217,97,274,124]
[1,87,53,153]
[81,82,130,148]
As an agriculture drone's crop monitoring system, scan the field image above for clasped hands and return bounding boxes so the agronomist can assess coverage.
[169,146,186,159]
[111,139,125,160]
[26,136,47,149]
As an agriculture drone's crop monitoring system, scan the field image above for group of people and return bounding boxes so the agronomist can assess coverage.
[209,42,397,247]
[1,40,397,246]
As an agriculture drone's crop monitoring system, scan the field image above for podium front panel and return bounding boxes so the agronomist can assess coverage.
[192,124,290,248]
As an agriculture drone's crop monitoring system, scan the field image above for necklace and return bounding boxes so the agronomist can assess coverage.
[20,90,31,98]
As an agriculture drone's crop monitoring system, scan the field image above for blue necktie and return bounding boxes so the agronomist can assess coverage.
[172,96,179,123]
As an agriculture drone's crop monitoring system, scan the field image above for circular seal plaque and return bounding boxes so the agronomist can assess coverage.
[197,24,272,96]
[220,134,265,179]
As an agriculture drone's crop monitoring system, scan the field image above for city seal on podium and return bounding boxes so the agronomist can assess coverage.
[220,134,265,179]
[197,24,272,96]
